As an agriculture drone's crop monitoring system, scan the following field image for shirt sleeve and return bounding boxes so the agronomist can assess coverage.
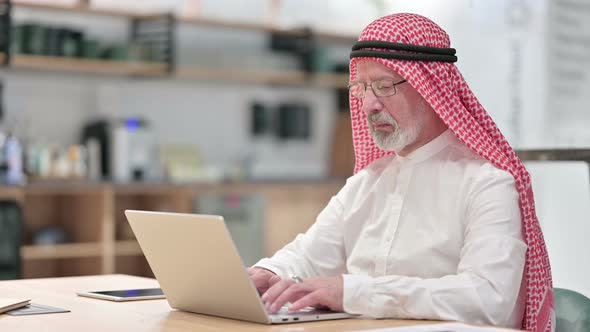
[343,167,527,327]
[253,193,347,279]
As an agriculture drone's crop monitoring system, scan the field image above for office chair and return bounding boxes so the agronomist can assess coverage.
[554,288,590,332]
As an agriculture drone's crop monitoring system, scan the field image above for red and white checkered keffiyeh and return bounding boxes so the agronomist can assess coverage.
[349,13,554,332]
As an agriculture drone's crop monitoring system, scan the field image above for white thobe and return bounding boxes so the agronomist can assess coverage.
[255,129,527,328]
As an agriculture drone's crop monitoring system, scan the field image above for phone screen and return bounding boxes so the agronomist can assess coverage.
[90,288,164,298]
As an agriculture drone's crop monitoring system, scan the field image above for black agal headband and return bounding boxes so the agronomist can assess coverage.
[350,40,457,63]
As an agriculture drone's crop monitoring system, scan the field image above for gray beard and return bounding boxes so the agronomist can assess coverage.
[367,112,422,152]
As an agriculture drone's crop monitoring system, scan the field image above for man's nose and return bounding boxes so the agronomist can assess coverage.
[361,87,383,115]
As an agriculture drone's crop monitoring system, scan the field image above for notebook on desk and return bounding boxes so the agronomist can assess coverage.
[124,210,355,324]
[0,298,30,314]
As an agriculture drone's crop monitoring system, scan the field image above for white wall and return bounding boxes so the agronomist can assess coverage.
[387,0,550,148]
[545,0,590,147]
[527,162,590,298]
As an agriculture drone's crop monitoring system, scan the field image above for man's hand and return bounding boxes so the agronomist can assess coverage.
[248,267,281,295]
[261,276,343,313]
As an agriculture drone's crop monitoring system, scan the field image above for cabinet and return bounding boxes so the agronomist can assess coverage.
[0,181,343,278]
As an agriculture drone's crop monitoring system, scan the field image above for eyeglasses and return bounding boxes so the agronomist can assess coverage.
[348,79,407,99]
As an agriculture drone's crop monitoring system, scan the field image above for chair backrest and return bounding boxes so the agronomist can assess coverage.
[554,288,590,332]
[0,200,23,280]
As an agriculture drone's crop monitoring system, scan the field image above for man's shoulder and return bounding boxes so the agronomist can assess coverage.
[443,142,516,186]
[429,138,515,184]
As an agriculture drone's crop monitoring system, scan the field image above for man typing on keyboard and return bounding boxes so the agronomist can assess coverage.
[249,13,554,332]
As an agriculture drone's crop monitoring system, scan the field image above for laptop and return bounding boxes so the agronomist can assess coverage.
[124,210,355,324]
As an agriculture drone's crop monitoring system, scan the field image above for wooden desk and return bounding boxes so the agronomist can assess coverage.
[0,274,437,332]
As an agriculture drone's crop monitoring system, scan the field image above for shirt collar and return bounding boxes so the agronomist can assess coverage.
[395,129,454,165]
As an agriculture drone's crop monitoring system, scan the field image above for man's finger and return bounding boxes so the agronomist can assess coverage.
[261,279,293,308]
[288,290,322,312]
[268,283,308,313]
[253,277,269,294]
[268,275,281,288]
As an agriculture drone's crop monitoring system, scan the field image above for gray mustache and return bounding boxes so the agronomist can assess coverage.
[367,113,396,126]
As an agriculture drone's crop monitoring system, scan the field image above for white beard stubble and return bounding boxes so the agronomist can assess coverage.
[367,104,425,152]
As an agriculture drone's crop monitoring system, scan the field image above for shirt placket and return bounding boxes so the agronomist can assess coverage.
[374,164,413,276]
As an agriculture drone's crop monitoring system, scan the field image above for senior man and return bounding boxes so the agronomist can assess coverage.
[249,13,554,332]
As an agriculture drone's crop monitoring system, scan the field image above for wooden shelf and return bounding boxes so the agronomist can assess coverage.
[9,181,344,277]
[175,66,304,84]
[0,53,347,87]
[0,53,168,77]
[22,242,102,260]
[21,182,107,196]
[180,16,274,33]
[115,240,143,256]
[313,72,350,88]
[0,186,25,203]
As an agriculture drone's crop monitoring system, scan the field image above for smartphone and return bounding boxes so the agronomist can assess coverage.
[76,288,165,302]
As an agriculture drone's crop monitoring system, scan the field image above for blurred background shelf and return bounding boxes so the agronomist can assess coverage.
[0,53,169,76]
[21,242,102,260]
[313,72,350,88]
[0,181,343,279]
[179,16,281,33]
[0,52,349,86]
[0,186,24,202]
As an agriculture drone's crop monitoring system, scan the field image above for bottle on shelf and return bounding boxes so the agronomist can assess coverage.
[4,132,26,185]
